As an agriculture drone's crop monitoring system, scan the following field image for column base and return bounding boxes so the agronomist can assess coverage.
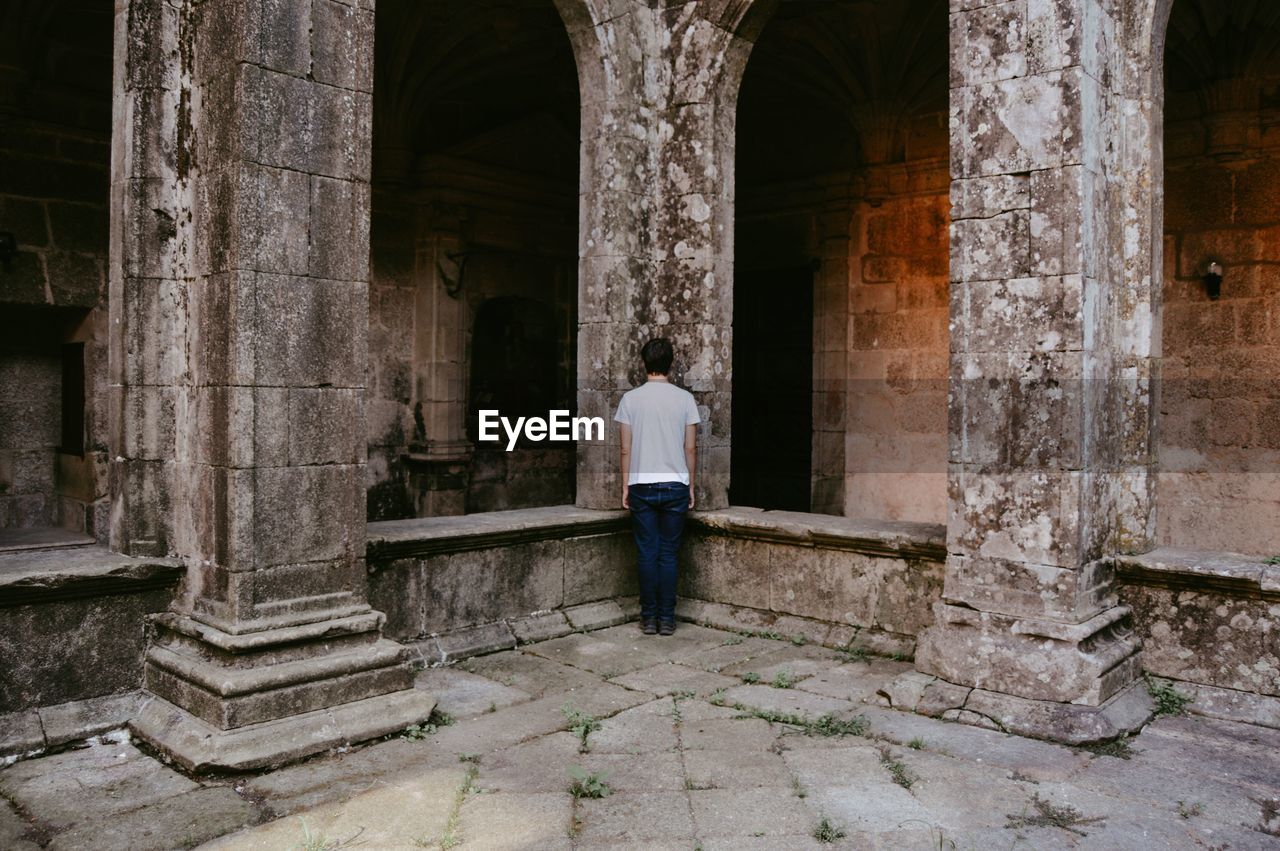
[880,672,1153,745]
[131,611,434,771]
[132,688,436,772]
[915,602,1143,705]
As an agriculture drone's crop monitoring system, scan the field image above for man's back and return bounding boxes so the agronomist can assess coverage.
[615,381,700,485]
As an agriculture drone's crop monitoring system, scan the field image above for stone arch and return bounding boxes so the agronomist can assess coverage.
[726,0,951,518]
[367,0,584,518]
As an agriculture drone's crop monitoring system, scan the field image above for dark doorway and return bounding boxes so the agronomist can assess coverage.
[730,266,814,511]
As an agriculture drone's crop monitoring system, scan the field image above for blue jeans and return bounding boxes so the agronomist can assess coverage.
[628,482,690,624]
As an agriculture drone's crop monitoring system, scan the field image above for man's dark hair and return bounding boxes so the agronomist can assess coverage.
[641,337,673,375]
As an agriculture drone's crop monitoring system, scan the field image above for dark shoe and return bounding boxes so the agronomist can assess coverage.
[658,620,676,636]
[641,619,658,635]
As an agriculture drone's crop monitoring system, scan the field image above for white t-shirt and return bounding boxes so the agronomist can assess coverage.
[614,380,701,486]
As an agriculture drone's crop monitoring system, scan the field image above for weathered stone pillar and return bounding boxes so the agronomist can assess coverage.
[117,0,433,771]
[911,0,1154,742]
[566,1,769,511]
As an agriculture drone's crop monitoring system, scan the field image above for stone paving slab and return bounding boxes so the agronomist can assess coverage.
[413,666,532,719]
[522,631,671,677]
[720,683,859,718]
[51,787,260,851]
[689,786,817,837]
[0,798,41,851]
[204,769,466,850]
[0,739,198,831]
[669,634,787,672]
[586,698,680,754]
[5,620,1280,850]
[719,643,849,681]
[680,715,782,751]
[575,791,694,843]
[578,751,687,792]
[427,681,647,758]
[456,791,574,850]
[795,658,914,702]
[609,661,740,697]
[475,732,584,793]
[460,649,601,697]
[683,748,794,789]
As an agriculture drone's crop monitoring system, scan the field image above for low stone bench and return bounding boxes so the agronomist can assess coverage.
[367,504,948,665]
[1117,547,1280,728]
[367,506,635,663]
[681,508,946,656]
[0,544,183,758]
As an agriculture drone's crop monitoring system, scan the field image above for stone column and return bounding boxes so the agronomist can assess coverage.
[568,1,764,511]
[910,0,1153,743]
[406,228,473,515]
[120,0,433,771]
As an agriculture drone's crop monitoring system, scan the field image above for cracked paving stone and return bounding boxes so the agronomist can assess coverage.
[414,665,532,718]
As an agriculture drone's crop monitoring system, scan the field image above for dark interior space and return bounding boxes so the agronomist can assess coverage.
[732,0,950,520]
[729,266,814,512]
[368,0,580,518]
[0,0,112,541]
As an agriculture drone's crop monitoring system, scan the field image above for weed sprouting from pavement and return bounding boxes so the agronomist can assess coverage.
[1005,794,1106,837]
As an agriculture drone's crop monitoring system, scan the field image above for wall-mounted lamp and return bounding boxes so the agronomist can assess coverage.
[0,232,16,268]
[1203,260,1223,301]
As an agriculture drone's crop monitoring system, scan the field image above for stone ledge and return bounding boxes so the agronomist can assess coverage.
[0,545,183,607]
[1,692,140,762]
[689,507,946,562]
[1116,547,1280,600]
[366,505,630,562]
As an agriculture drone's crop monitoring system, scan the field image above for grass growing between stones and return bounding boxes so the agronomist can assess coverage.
[1177,801,1204,819]
[740,672,761,684]
[562,704,601,752]
[294,818,335,851]
[908,737,926,750]
[401,708,455,740]
[770,670,796,689]
[1146,676,1193,717]
[567,766,611,799]
[813,816,847,843]
[1005,794,1105,837]
[1077,736,1134,760]
[839,645,872,663]
[731,705,870,738]
[878,746,916,790]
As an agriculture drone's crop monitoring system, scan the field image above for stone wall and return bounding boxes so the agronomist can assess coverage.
[681,508,946,654]
[366,506,947,660]
[1157,15,1280,556]
[0,3,112,539]
[1118,548,1280,725]
[366,507,635,646]
[0,547,182,715]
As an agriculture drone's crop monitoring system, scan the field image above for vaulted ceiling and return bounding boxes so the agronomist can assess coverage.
[1165,0,1280,113]
[0,0,113,129]
[737,0,949,186]
[372,0,580,183]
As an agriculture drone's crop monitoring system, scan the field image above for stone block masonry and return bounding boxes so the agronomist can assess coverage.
[113,0,432,771]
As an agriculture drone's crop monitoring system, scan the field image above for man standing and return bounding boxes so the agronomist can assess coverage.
[615,338,700,636]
